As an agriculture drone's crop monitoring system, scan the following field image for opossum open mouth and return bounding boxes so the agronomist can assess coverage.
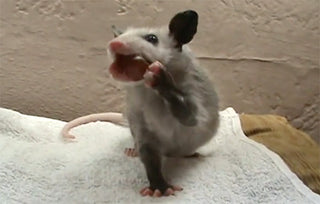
[109,54,150,82]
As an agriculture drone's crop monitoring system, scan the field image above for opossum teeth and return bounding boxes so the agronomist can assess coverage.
[134,54,152,65]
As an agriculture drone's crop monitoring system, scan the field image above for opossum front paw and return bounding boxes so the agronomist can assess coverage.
[124,148,138,157]
[143,61,174,88]
[140,184,183,197]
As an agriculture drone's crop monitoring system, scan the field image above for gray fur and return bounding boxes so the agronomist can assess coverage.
[109,10,219,194]
[125,49,219,157]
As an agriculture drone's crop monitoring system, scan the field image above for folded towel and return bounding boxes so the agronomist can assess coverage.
[0,107,319,203]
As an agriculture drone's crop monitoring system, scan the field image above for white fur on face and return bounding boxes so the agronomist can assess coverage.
[111,27,175,65]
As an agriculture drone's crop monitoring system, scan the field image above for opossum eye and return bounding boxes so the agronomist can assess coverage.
[143,34,158,45]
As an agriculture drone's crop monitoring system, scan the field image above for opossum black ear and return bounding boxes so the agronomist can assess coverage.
[169,10,198,49]
[111,25,123,37]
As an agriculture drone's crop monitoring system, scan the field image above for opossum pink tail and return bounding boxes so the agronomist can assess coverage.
[61,112,126,140]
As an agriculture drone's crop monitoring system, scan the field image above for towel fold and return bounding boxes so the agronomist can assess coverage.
[0,107,319,203]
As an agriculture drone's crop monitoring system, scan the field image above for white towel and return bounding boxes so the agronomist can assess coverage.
[0,107,319,204]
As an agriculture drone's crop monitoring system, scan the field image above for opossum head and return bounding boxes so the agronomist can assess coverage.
[107,10,198,83]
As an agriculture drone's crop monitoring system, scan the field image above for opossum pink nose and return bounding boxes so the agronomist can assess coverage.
[109,41,128,53]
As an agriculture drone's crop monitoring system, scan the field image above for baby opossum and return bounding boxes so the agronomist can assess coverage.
[61,10,219,197]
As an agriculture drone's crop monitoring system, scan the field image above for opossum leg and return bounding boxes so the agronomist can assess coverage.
[139,143,182,197]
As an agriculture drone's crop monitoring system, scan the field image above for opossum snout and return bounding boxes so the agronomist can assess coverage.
[108,40,131,55]
[109,41,125,52]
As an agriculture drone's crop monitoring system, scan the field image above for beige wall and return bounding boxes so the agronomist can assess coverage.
[0,0,319,141]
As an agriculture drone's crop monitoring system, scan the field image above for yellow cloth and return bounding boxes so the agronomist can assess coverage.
[240,114,320,194]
